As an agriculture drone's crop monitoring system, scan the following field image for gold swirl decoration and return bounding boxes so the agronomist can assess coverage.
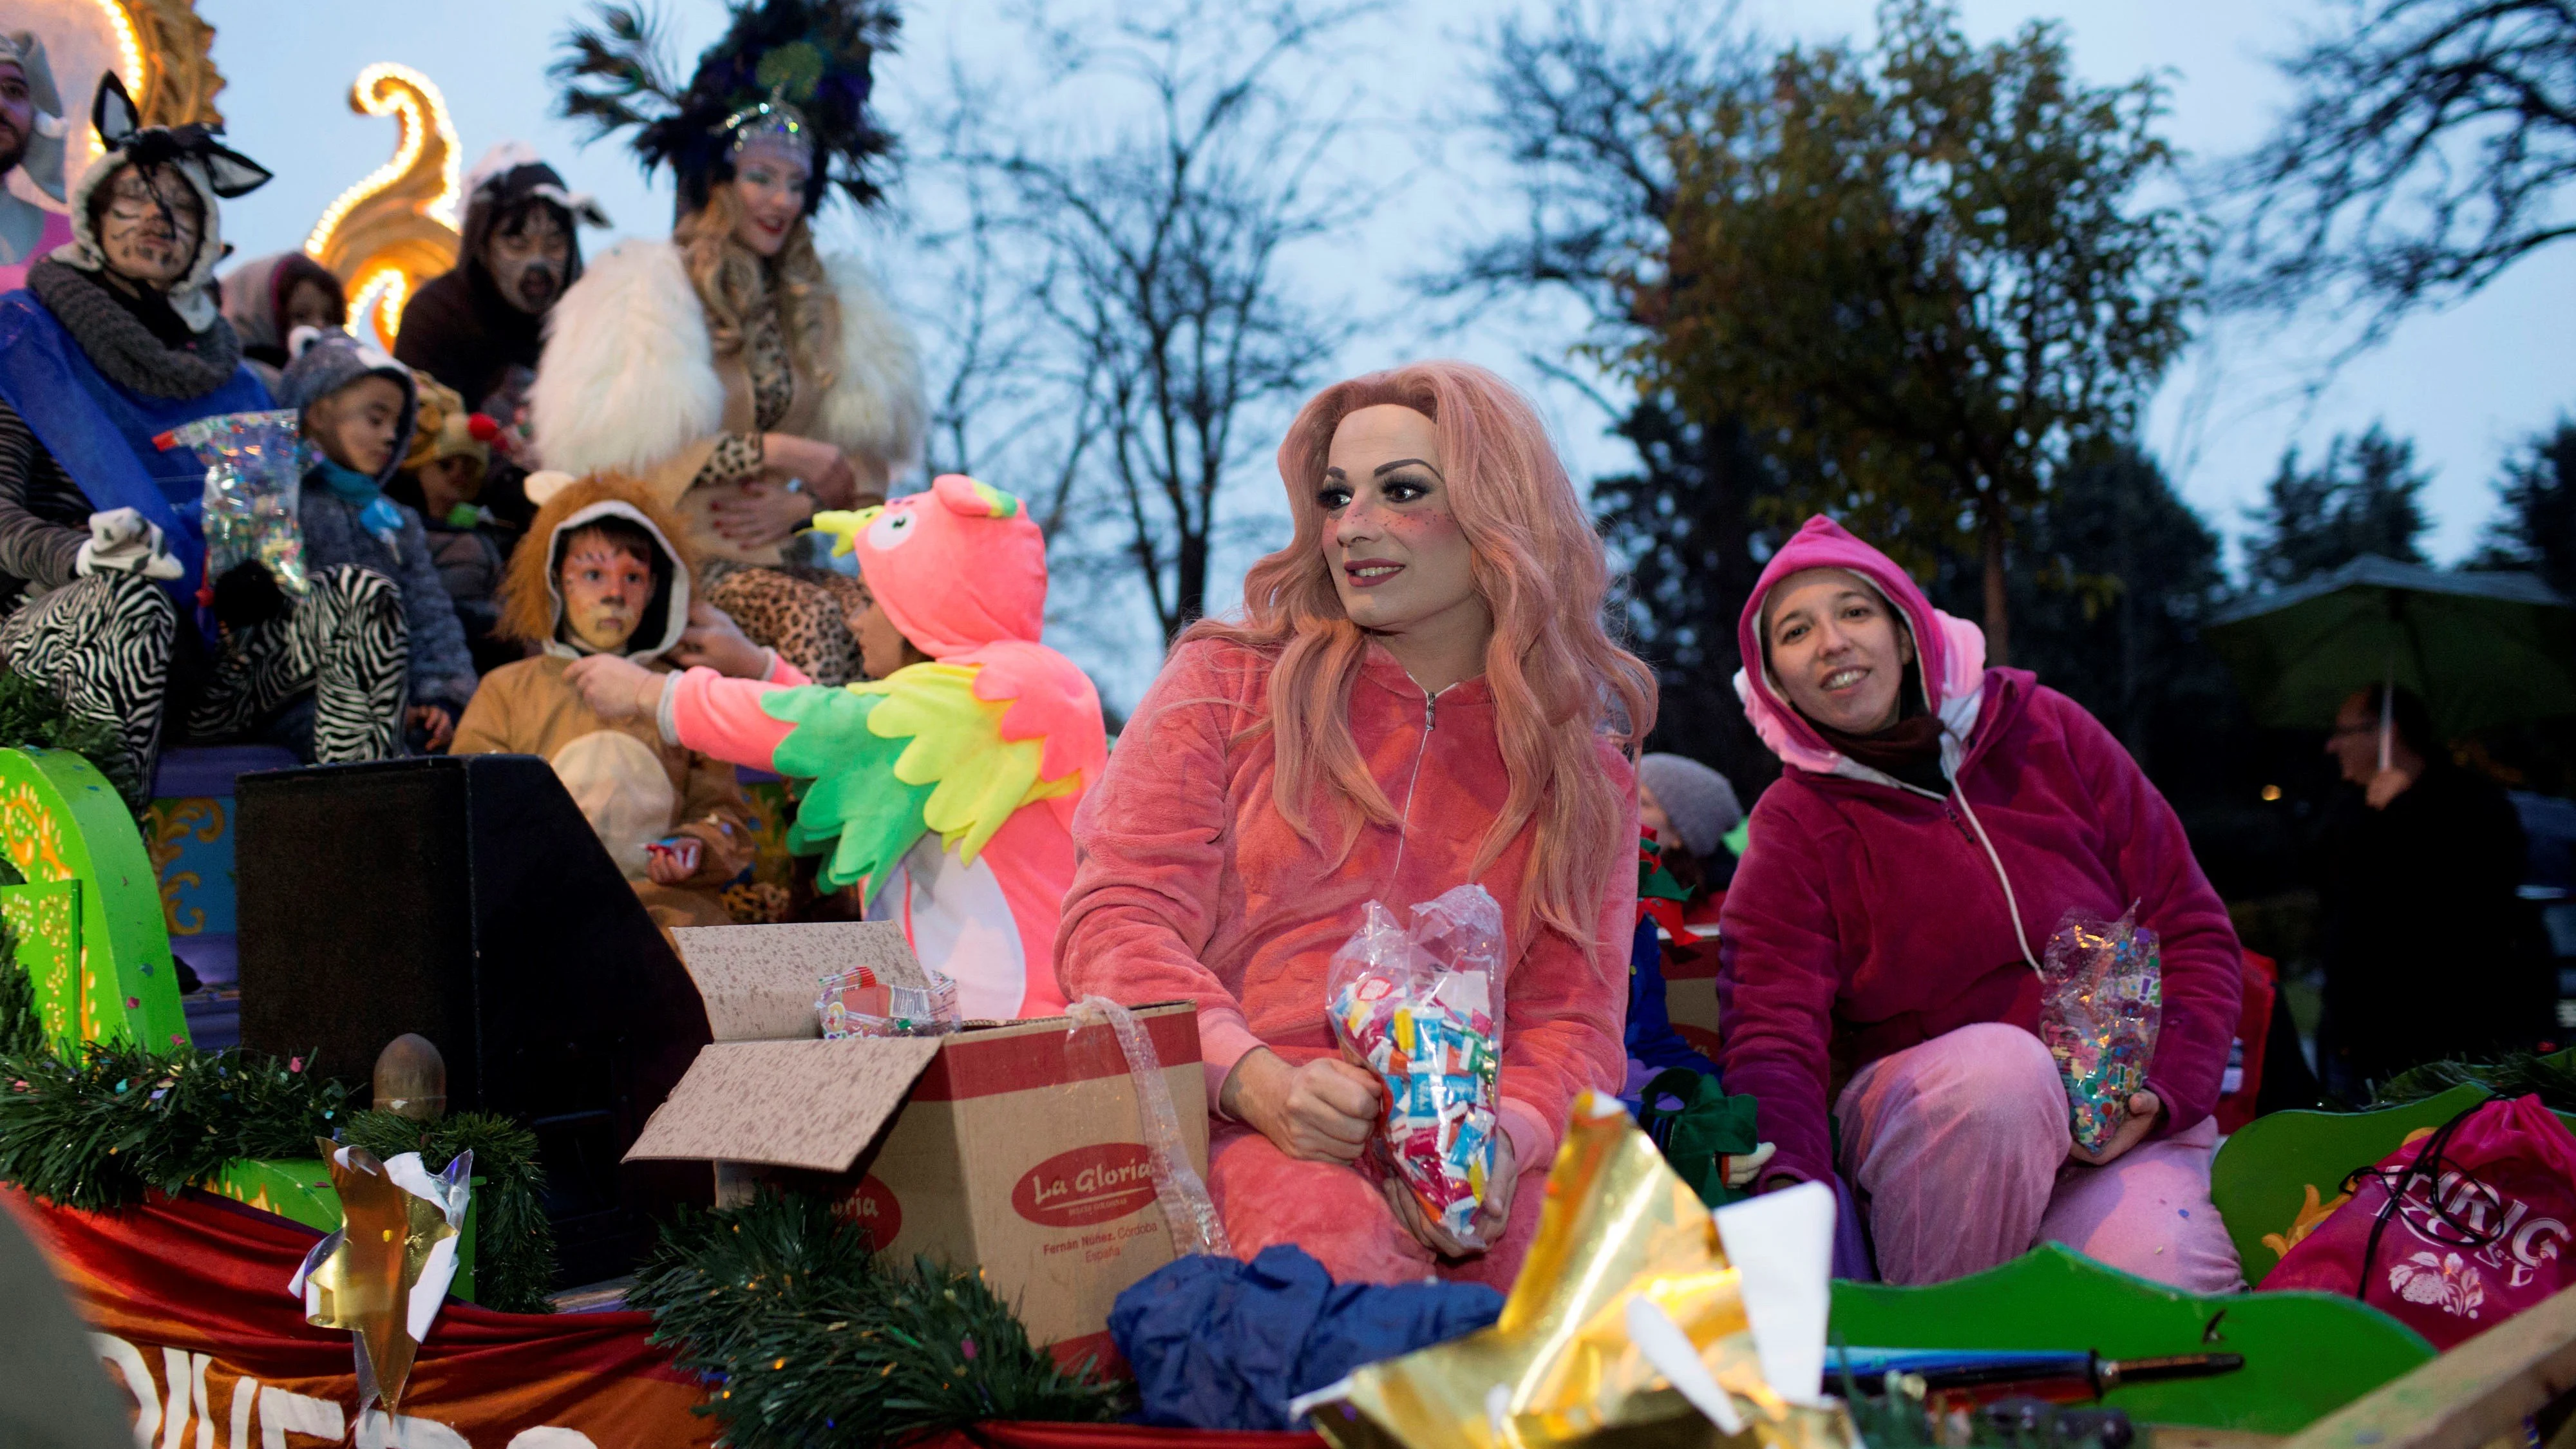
[117,0,222,128]
[303,63,462,345]
[52,0,224,179]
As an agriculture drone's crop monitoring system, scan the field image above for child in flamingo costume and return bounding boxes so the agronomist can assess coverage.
[569,473,1105,1019]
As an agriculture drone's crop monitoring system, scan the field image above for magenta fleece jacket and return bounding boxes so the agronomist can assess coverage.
[1054,637,1637,1172]
[1718,517,2243,1189]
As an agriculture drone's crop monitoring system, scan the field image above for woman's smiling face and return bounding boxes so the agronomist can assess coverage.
[730,139,810,258]
[1765,567,1915,735]
[1318,404,1486,645]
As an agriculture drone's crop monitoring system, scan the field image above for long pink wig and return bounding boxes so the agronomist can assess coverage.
[1184,360,1657,944]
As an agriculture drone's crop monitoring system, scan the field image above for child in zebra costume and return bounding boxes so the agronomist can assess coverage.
[0,73,274,798]
[185,329,476,761]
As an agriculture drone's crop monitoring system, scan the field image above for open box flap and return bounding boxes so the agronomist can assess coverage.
[623,1037,945,1171]
[669,920,929,1043]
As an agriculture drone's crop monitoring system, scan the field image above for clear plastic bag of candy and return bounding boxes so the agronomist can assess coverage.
[2038,905,2162,1153]
[1325,883,1507,1250]
[817,961,960,1038]
[160,409,312,596]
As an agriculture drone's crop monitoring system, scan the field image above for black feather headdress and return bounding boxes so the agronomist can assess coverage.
[553,0,899,218]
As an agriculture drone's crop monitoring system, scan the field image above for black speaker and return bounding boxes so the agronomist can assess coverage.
[235,754,713,1287]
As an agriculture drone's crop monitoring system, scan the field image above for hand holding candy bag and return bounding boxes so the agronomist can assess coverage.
[1326,884,1508,1252]
[2038,906,2162,1155]
[159,409,314,596]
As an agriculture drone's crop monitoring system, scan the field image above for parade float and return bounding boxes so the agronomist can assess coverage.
[3,708,2561,1449]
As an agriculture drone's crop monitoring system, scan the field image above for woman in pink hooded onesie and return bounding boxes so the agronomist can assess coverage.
[1055,361,1653,1286]
[569,473,1104,1019]
[1719,515,2243,1289]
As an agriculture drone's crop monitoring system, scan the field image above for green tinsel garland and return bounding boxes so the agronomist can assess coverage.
[0,671,139,806]
[0,973,558,1312]
[627,1191,1127,1447]
[2373,1047,2576,1115]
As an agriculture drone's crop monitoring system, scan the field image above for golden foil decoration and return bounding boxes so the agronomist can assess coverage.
[289,1139,470,1413]
[1303,1095,1855,1449]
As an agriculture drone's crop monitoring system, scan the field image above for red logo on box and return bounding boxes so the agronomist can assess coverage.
[835,1175,904,1249]
[1012,1143,1158,1227]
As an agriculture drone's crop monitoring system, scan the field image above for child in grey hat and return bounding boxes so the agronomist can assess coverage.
[187,328,477,759]
[1638,751,1743,900]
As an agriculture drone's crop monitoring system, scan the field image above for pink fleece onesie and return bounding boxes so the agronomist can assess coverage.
[1055,638,1636,1285]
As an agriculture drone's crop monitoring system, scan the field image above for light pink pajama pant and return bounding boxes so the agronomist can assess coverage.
[1835,1021,2242,1291]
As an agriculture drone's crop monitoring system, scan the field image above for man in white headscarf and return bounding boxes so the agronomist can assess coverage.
[0,32,73,285]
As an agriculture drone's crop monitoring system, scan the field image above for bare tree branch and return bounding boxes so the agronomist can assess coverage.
[2223,0,2576,345]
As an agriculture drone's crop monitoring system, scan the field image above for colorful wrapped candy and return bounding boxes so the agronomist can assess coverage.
[817,961,960,1038]
[1326,884,1507,1249]
[159,409,312,596]
[2038,906,2162,1153]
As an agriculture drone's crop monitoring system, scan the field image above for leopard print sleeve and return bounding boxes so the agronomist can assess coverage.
[691,431,766,489]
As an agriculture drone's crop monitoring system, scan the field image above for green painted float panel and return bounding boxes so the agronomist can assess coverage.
[204,1157,337,1232]
[1829,1243,2434,1434]
[1,878,81,1048]
[2212,1088,2576,1283]
[0,747,185,1050]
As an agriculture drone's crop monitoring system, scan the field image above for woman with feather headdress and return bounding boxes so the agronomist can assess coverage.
[536,0,927,687]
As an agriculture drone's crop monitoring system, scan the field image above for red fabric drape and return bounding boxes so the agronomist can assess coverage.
[7,1186,716,1447]
[938,1425,1326,1449]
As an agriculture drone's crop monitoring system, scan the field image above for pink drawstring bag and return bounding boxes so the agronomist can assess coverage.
[2261,1094,2576,1349]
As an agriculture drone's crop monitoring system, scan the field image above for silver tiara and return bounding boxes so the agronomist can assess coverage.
[720,91,814,160]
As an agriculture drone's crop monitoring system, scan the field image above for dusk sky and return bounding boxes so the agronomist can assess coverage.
[193,0,2570,586]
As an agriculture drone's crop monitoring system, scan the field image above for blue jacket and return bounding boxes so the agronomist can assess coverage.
[299,484,478,711]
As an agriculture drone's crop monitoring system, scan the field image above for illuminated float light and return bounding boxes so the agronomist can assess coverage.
[348,267,408,350]
[2260,784,2283,802]
[97,0,145,95]
[303,62,462,256]
[81,1,149,175]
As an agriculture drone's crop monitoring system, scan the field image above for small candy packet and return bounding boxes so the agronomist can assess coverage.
[160,410,313,596]
[1326,883,1507,1250]
[644,835,703,876]
[817,961,960,1038]
[2038,905,2163,1153]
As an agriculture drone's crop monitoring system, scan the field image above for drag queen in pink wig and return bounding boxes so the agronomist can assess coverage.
[1056,360,1653,1283]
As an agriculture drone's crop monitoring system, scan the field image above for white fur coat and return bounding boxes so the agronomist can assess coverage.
[529,239,927,479]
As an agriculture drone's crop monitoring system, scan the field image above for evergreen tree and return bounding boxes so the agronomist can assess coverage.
[2476,418,2576,598]
[1593,395,1788,792]
[2244,422,2434,587]
[1929,447,2235,776]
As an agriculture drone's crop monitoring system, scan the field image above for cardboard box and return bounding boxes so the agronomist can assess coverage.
[626,922,1209,1363]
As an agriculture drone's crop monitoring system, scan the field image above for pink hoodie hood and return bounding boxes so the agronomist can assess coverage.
[851,473,1046,659]
[1732,515,1989,781]
[819,472,1101,788]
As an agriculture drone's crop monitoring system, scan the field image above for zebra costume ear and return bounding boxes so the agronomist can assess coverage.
[88,69,272,199]
[90,70,138,147]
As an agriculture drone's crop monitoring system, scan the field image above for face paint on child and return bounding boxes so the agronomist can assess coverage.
[560,531,655,654]
[305,375,407,478]
[486,204,571,314]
